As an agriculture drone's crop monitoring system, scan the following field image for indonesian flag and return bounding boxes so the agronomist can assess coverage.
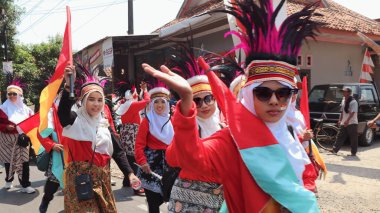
[17,113,41,155]
[39,6,72,137]
[359,48,375,83]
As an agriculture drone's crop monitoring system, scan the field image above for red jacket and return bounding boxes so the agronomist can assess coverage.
[121,91,150,125]
[134,118,168,165]
[0,110,18,134]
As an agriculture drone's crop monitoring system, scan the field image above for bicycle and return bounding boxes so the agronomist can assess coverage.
[313,118,339,150]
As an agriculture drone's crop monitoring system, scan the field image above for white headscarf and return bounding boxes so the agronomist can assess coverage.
[241,81,310,185]
[0,94,33,124]
[196,102,221,138]
[286,99,310,148]
[62,90,113,156]
[115,90,134,116]
[146,97,174,145]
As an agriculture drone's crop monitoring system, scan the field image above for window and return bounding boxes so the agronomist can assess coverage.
[360,88,375,103]
[306,55,312,67]
[309,89,325,103]
[297,55,302,66]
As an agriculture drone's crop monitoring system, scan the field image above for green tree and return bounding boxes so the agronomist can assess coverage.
[0,0,23,61]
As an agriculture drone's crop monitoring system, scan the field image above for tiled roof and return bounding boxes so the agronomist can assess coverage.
[288,0,380,36]
[153,0,224,33]
[155,0,380,36]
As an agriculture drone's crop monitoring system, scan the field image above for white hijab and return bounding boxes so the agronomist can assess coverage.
[0,94,33,124]
[62,91,113,156]
[286,99,310,148]
[115,90,135,116]
[146,97,174,145]
[196,103,221,138]
[241,81,310,185]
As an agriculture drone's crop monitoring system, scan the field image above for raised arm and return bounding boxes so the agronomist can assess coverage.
[58,90,77,127]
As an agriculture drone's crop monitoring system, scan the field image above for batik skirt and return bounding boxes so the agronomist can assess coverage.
[64,162,117,213]
[0,132,29,179]
[168,178,224,213]
[136,147,166,194]
[119,123,139,156]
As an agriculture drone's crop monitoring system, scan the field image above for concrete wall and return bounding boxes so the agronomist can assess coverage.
[299,41,365,87]
[193,29,234,54]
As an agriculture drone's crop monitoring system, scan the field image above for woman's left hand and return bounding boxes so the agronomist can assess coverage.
[52,144,64,152]
[141,163,151,174]
[129,173,140,183]
[302,129,314,141]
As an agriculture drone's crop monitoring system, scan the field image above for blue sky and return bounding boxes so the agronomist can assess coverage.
[15,0,380,51]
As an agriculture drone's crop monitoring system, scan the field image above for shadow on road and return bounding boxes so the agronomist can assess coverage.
[0,187,40,205]
[112,187,134,202]
[325,163,380,181]
[330,172,346,184]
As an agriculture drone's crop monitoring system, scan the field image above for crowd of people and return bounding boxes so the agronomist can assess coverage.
[0,0,376,212]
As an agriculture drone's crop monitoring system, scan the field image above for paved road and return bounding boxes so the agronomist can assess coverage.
[0,163,167,213]
[316,138,380,212]
[1,139,380,212]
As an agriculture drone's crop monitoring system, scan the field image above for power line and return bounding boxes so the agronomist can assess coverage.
[21,0,45,18]
[19,0,68,35]
[28,0,128,15]
[73,0,123,33]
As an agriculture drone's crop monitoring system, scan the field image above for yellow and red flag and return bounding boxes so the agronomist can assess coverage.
[39,6,72,137]
[17,113,41,155]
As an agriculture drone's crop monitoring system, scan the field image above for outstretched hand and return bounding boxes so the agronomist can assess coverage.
[142,63,193,116]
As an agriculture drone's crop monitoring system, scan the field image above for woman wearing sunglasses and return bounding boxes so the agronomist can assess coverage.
[0,81,35,193]
[141,0,321,212]
[165,48,224,212]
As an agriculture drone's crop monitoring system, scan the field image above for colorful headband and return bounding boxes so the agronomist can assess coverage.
[148,87,170,99]
[7,85,23,95]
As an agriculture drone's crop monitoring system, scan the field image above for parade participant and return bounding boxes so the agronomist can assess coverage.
[141,0,321,212]
[134,83,173,213]
[58,65,117,212]
[115,81,149,192]
[229,74,246,101]
[0,80,35,193]
[331,87,358,156]
[103,102,140,190]
[166,47,224,212]
[38,92,65,213]
[286,86,327,193]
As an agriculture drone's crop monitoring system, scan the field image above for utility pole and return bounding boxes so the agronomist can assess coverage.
[1,8,7,61]
[127,0,134,35]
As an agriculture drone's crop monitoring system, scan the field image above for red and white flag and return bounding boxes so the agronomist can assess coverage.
[359,48,374,83]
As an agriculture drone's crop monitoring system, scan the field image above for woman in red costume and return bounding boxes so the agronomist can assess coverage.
[140,0,322,212]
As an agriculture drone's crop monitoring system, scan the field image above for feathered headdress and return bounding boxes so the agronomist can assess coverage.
[145,77,170,99]
[209,0,323,87]
[75,61,110,99]
[5,72,25,95]
[168,45,211,95]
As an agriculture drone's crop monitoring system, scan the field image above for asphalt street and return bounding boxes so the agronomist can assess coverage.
[0,162,167,213]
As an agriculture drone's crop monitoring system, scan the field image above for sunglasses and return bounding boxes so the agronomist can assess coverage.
[7,92,18,97]
[193,94,215,108]
[252,87,298,103]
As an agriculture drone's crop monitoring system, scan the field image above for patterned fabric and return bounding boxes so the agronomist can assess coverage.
[64,162,117,213]
[119,123,139,156]
[45,155,59,183]
[168,178,224,213]
[136,147,166,194]
[0,132,29,179]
